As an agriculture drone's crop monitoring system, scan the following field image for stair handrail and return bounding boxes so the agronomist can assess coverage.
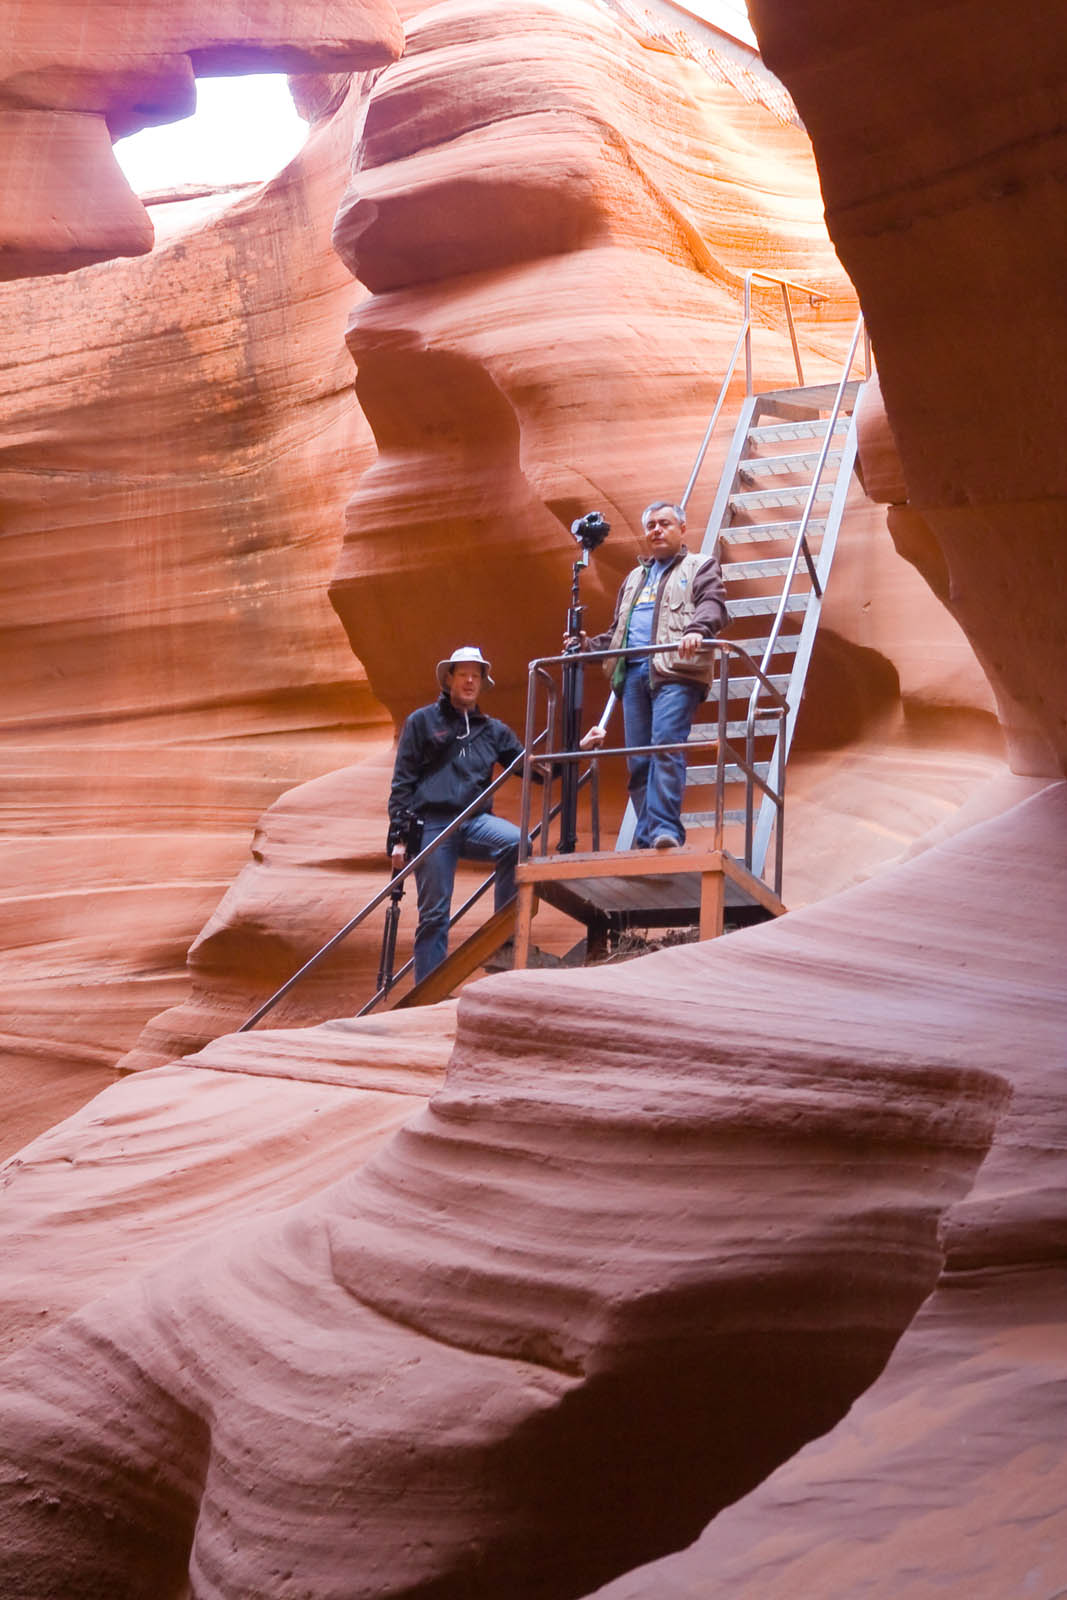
[679,320,749,515]
[238,735,546,1032]
[753,309,867,687]
[742,310,867,871]
[521,640,788,878]
[743,269,829,395]
[674,268,842,531]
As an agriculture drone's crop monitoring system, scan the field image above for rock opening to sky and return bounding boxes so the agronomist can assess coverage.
[114,74,308,198]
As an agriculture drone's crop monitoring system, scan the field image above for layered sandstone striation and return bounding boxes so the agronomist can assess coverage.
[0,1005,454,1362]
[2,1,1062,1594]
[589,787,1067,1600]
[750,0,1067,779]
[0,0,403,279]
[0,795,1023,1596]
[0,80,392,1150]
[121,0,1008,1073]
[328,0,860,728]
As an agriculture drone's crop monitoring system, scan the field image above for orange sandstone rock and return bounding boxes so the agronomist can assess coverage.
[0,82,390,1146]
[588,787,1067,1600]
[328,0,859,730]
[749,0,1067,777]
[0,0,404,278]
[0,797,1019,1596]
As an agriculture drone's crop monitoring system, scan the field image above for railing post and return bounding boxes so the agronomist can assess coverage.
[714,643,727,854]
[519,661,538,864]
[780,281,804,387]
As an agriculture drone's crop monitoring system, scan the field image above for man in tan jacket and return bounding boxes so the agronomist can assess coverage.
[580,501,727,849]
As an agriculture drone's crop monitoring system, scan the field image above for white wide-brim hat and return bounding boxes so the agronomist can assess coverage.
[436,645,494,689]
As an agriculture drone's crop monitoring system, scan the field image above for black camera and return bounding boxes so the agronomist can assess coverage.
[570,510,611,552]
[386,809,425,858]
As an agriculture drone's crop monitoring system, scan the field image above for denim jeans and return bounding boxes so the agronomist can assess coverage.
[413,810,521,982]
[621,664,704,847]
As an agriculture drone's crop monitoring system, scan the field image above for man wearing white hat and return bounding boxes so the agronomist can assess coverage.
[388,647,524,982]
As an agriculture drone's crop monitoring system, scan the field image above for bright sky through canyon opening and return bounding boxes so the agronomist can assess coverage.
[114,76,308,196]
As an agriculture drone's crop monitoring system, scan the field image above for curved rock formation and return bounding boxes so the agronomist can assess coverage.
[750,0,1067,779]
[0,800,1016,1596]
[0,80,391,1147]
[328,0,859,729]
[0,1005,454,1363]
[588,787,1067,1600]
[0,0,403,278]
[2,1,1062,1594]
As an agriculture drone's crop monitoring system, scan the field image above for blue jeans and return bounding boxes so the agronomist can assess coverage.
[621,665,704,848]
[413,811,521,982]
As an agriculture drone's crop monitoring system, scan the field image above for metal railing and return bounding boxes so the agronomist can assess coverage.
[238,740,545,1031]
[742,269,830,395]
[680,269,829,515]
[238,272,871,1030]
[519,640,789,893]
[756,309,868,667]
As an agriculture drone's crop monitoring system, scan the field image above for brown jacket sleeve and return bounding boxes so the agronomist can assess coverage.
[688,554,728,638]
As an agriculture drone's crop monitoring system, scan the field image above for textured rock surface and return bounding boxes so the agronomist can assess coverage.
[328,0,860,729]
[0,795,1022,1598]
[122,0,1007,1075]
[2,1,1062,1594]
[0,0,403,278]
[0,1005,452,1362]
[0,83,391,1150]
[750,0,1067,777]
[588,786,1067,1599]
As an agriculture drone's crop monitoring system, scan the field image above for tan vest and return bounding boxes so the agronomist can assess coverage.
[605,552,714,688]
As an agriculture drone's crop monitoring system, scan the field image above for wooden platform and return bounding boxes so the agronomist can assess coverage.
[513,847,785,966]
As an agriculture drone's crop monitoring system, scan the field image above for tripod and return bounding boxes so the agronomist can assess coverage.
[376,868,406,997]
[558,551,589,853]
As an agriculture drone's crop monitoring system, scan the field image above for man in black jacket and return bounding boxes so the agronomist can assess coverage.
[388,646,524,983]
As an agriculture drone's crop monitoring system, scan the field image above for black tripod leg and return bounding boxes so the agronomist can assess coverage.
[377,874,405,994]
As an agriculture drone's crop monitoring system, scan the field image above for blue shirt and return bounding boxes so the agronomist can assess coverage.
[626,559,671,655]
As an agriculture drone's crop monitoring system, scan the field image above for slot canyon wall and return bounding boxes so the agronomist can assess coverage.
[1,0,1064,1597]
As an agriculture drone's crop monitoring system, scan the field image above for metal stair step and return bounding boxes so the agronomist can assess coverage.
[728,633,802,656]
[728,593,810,618]
[729,484,833,511]
[718,517,827,545]
[687,761,772,786]
[688,718,782,742]
[756,380,861,408]
[710,672,790,699]
[738,448,843,480]
[723,556,796,581]
[747,417,848,445]
[683,808,757,828]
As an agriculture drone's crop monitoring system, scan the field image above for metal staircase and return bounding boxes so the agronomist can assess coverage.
[615,272,871,884]
[237,273,871,1032]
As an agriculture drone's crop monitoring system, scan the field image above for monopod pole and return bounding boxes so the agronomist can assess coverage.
[558,554,587,853]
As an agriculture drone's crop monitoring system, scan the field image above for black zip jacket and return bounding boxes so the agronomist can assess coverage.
[388,694,525,822]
